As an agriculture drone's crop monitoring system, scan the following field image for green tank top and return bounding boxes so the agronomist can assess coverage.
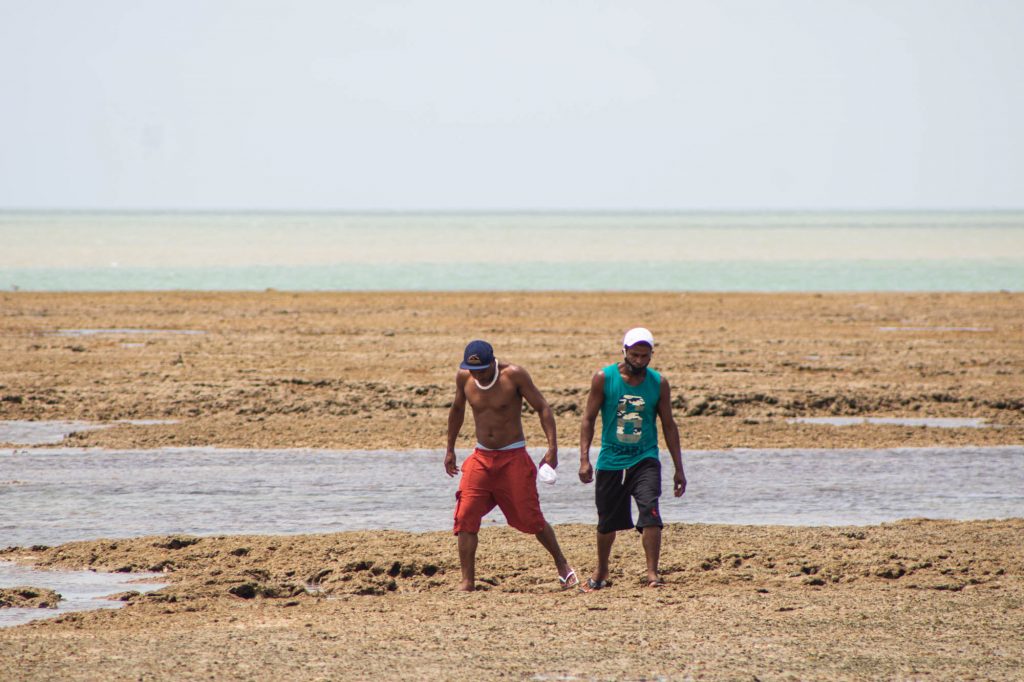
[597,364,662,470]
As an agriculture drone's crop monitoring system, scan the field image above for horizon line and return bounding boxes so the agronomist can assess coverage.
[3,207,1024,216]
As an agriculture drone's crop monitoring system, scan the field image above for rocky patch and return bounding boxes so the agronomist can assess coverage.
[0,587,61,609]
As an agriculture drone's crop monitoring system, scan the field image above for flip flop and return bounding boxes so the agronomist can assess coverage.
[581,578,609,592]
[646,578,666,588]
[559,568,580,591]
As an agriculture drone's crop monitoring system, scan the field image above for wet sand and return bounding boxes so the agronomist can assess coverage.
[1,291,1023,680]
[2,521,1022,680]
[1,291,1021,450]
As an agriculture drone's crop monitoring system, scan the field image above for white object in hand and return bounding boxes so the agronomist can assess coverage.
[538,463,557,485]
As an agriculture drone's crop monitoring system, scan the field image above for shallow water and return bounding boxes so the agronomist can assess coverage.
[0,420,178,446]
[877,326,995,333]
[2,211,1022,291]
[789,417,989,428]
[0,562,166,627]
[50,329,206,336]
[0,421,111,446]
[1,446,1021,547]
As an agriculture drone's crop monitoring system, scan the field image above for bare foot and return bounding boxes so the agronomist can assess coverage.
[581,577,610,592]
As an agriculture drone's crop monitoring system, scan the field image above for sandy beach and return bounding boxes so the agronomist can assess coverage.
[1,291,1023,680]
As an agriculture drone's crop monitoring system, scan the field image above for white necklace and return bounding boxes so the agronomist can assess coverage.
[473,359,500,390]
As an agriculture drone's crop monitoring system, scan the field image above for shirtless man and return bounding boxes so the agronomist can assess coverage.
[445,339,578,592]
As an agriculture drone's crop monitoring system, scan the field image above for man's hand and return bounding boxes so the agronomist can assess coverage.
[444,450,459,477]
[540,448,558,469]
[578,460,594,484]
[673,469,687,497]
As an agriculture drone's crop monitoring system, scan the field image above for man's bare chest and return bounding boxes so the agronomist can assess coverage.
[466,383,522,413]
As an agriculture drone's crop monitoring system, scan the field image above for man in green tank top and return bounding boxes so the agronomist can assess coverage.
[579,327,686,589]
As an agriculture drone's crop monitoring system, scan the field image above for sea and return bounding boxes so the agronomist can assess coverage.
[2,211,1023,291]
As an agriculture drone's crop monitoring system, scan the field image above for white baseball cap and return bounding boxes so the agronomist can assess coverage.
[623,327,654,348]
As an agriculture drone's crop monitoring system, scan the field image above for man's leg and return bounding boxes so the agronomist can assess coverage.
[454,450,494,592]
[594,530,616,584]
[592,467,630,586]
[457,531,478,591]
[641,525,662,584]
[534,522,573,580]
[496,451,575,585]
[632,458,665,586]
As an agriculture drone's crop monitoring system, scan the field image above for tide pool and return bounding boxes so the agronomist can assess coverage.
[2,446,1021,547]
[0,563,166,628]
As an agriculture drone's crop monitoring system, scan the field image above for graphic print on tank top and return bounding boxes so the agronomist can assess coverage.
[615,395,646,444]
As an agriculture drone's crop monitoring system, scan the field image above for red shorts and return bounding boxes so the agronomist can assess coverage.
[453,447,547,535]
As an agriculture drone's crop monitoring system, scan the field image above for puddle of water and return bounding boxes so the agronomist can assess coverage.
[0,562,166,627]
[0,420,179,446]
[0,421,110,445]
[878,326,994,332]
[50,329,207,336]
[1,446,1021,547]
[789,417,989,428]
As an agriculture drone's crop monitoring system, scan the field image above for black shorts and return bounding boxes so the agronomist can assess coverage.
[594,457,663,534]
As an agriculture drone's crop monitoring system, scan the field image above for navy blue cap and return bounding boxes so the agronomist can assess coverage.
[460,340,494,370]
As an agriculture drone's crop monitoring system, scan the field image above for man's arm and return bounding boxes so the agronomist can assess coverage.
[657,375,686,497]
[578,371,604,484]
[444,371,468,477]
[512,366,558,468]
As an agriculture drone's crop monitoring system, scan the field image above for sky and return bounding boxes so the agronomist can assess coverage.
[2,1,1023,212]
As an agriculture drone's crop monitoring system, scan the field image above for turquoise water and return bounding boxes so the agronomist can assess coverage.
[3,211,1022,291]
[2,260,1020,291]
